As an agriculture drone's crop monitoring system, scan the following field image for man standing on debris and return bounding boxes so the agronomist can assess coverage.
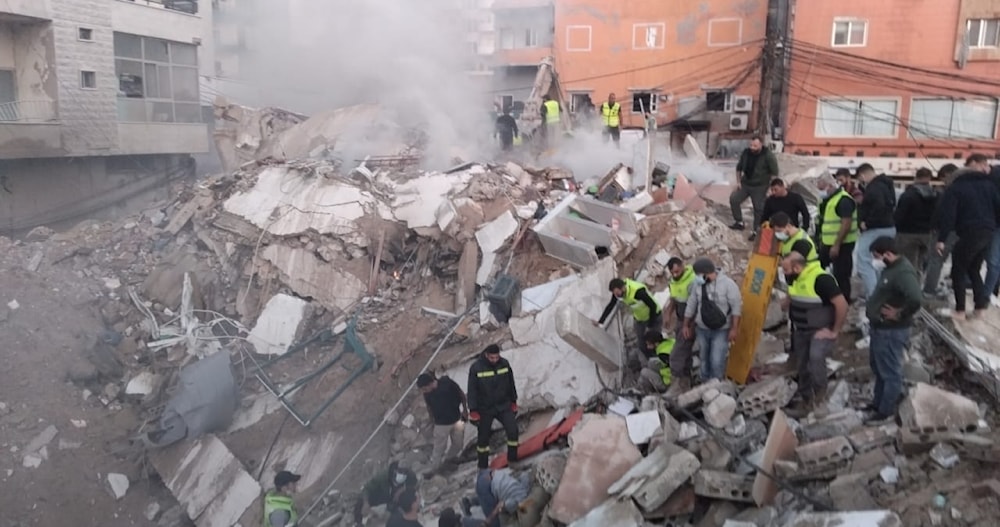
[894,167,938,274]
[387,490,424,527]
[729,136,779,240]
[354,461,418,525]
[494,107,519,152]
[664,258,696,394]
[264,470,300,527]
[539,95,561,147]
[683,258,742,381]
[600,93,622,148]
[417,372,468,477]
[637,330,674,393]
[467,344,519,469]
[835,168,864,203]
[760,178,810,231]
[865,236,922,423]
[770,211,819,262]
[923,163,960,298]
[595,278,663,366]
[781,250,848,414]
[855,163,898,301]
[816,174,858,301]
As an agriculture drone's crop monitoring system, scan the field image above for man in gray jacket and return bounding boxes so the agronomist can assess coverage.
[682,258,743,381]
[481,468,530,527]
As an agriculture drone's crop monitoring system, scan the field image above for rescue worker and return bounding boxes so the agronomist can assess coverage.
[494,107,519,152]
[595,278,663,368]
[637,330,673,393]
[539,95,561,147]
[264,470,300,527]
[816,174,859,302]
[664,258,696,395]
[781,251,848,415]
[601,93,622,148]
[770,211,819,261]
[467,344,519,469]
[353,461,417,525]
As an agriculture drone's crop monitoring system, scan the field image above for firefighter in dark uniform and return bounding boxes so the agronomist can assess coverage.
[467,344,519,469]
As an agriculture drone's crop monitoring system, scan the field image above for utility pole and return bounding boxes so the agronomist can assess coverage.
[757,3,779,145]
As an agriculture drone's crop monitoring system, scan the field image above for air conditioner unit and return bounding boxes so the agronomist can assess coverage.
[729,114,749,131]
[733,95,753,113]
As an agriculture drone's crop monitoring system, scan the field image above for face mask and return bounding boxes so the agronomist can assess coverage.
[818,189,829,199]
[695,275,706,286]
[872,258,887,272]
[394,471,407,485]
[784,273,800,285]
[775,231,790,241]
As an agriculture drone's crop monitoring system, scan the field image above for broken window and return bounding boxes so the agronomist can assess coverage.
[832,20,866,47]
[631,92,657,114]
[968,19,1000,48]
[910,98,998,140]
[113,32,199,123]
[705,90,732,112]
[815,98,897,138]
[570,93,593,113]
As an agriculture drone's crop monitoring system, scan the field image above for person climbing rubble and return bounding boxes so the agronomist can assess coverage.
[664,258,696,396]
[467,344,519,469]
[417,372,469,477]
[594,277,663,369]
[264,470,300,527]
[683,258,742,381]
[353,461,417,525]
[781,249,848,416]
[637,330,674,393]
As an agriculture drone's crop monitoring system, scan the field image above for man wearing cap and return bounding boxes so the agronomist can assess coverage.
[637,330,674,393]
[770,211,819,262]
[664,257,697,395]
[467,344,519,469]
[595,277,663,368]
[264,470,300,527]
[417,372,468,476]
[683,258,742,381]
[354,461,418,525]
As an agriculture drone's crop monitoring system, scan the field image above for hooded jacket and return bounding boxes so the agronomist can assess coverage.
[936,169,1000,241]
[858,174,897,230]
[894,182,938,234]
[467,354,517,413]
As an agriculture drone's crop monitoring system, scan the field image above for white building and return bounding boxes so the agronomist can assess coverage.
[0,0,212,231]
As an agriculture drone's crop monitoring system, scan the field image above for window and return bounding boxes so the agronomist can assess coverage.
[705,90,733,112]
[910,98,998,139]
[708,18,743,47]
[524,28,538,48]
[832,19,867,47]
[633,23,665,50]
[566,25,592,52]
[815,98,898,138]
[968,19,1000,48]
[80,71,97,89]
[569,93,593,113]
[499,95,513,112]
[78,27,94,42]
[632,92,658,114]
[113,32,200,123]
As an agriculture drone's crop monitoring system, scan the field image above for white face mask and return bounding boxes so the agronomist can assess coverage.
[872,258,887,272]
[775,231,789,241]
[394,471,408,485]
[818,189,829,199]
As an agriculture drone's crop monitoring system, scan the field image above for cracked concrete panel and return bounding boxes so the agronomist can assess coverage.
[247,294,309,356]
[260,431,342,494]
[259,245,366,314]
[393,170,476,230]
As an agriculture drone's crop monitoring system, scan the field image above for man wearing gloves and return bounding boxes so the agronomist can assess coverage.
[467,344,519,469]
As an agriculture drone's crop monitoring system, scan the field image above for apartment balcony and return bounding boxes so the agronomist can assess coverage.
[494,46,552,67]
[120,0,198,15]
[113,0,203,46]
[0,0,52,21]
[0,100,63,159]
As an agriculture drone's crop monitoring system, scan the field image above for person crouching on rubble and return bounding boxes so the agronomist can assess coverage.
[264,470,300,527]
[594,277,663,370]
[637,330,674,393]
[682,258,742,381]
[780,247,848,417]
[353,461,417,525]
[480,468,548,527]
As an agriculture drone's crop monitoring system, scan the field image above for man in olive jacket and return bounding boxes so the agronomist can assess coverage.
[729,136,779,238]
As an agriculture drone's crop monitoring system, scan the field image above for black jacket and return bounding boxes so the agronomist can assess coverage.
[894,183,938,234]
[467,355,517,413]
[936,170,1000,242]
[858,174,897,230]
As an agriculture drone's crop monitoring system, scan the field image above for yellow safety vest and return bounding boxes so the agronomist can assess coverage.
[264,492,298,527]
[601,102,621,127]
[780,229,819,262]
[655,339,673,385]
[819,188,859,246]
[787,261,836,331]
[544,100,560,124]
[668,266,696,304]
[622,278,661,322]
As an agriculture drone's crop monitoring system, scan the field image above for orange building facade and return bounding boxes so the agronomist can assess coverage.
[783,0,1000,158]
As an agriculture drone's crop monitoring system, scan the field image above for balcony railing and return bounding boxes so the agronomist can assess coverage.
[122,0,199,15]
[0,100,58,123]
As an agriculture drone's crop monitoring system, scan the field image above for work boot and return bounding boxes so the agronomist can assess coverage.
[729,222,746,231]
[507,445,519,463]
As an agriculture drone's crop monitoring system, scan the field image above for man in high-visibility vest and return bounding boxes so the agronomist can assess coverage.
[601,93,622,148]
[637,330,674,393]
[816,174,859,301]
[780,251,848,416]
[595,278,663,367]
[664,258,696,395]
[264,470,300,527]
[539,95,561,147]
[771,211,819,262]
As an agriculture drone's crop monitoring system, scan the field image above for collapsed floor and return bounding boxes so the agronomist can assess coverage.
[0,103,999,527]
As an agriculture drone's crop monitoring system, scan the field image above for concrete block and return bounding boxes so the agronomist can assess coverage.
[782,511,902,527]
[752,409,798,506]
[699,439,732,470]
[107,473,129,500]
[971,479,1000,499]
[846,423,898,453]
[828,473,878,511]
[567,498,643,527]
[521,274,579,314]
[693,470,755,503]
[929,443,959,468]
[849,448,893,480]
[704,394,737,429]
[800,409,863,442]
[795,436,854,468]
[695,501,740,527]
[947,433,999,462]
[455,241,478,314]
[247,294,308,356]
[475,211,518,285]
[609,442,701,512]
[555,306,622,371]
[643,485,696,519]
[626,410,661,445]
[898,382,980,438]
[737,377,796,418]
[675,378,724,408]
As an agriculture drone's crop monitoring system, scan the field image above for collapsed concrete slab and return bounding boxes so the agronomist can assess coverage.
[260,432,342,494]
[259,245,366,313]
[782,511,902,527]
[393,171,476,230]
[608,442,701,512]
[752,409,798,506]
[151,434,261,527]
[247,294,309,356]
[898,382,980,438]
[555,306,622,371]
[475,210,519,285]
[549,415,642,525]
[521,274,579,314]
[533,194,639,268]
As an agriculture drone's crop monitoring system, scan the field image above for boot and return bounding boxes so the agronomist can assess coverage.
[665,377,691,398]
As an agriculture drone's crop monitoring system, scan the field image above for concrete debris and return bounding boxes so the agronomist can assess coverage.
[567,498,643,527]
[703,393,738,429]
[555,305,623,371]
[899,382,980,438]
[125,371,164,396]
[783,511,902,527]
[107,473,130,500]
[533,194,639,268]
[737,376,796,418]
[624,410,661,445]
[247,293,309,355]
[694,470,756,503]
[609,442,700,512]
[24,425,58,455]
[145,502,162,522]
[753,409,798,506]
[929,442,959,468]
[475,210,518,285]
[521,274,579,314]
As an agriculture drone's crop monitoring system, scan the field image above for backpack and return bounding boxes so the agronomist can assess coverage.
[699,282,729,330]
